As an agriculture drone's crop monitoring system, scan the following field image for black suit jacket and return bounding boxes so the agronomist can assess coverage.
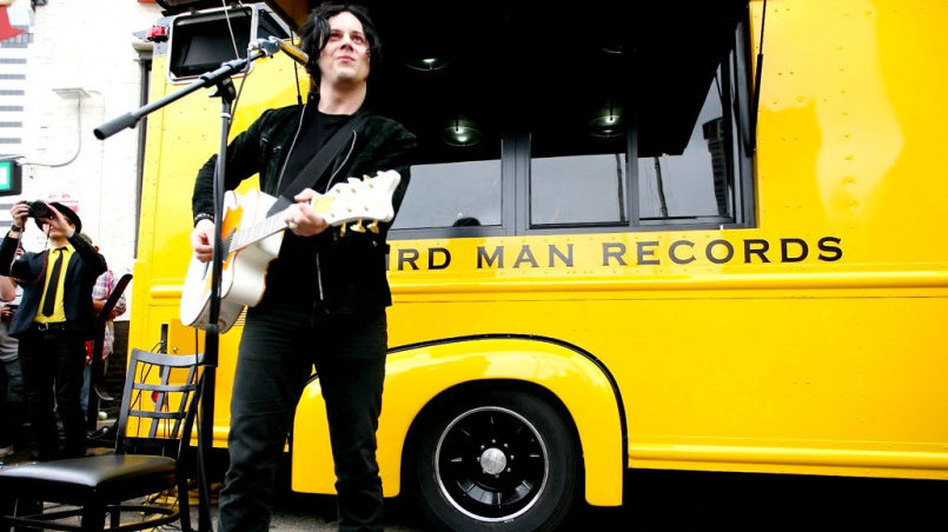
[0,233,107,339]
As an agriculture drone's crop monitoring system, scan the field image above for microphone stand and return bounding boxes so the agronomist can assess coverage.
[95,45,274,532]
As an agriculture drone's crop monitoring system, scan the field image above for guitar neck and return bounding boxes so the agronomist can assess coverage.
[228,211,289,253]
[223,171,401,253]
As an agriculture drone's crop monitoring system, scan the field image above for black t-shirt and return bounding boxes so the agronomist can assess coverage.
[260,107,354,313]
[277,107,353,195]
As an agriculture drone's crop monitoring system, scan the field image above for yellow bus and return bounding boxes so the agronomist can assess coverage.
[131,0,948,529]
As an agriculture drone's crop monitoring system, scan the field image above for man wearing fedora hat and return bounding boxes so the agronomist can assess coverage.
[0,200,106,460]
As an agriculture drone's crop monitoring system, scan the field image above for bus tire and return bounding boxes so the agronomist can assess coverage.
[409,389,580,531]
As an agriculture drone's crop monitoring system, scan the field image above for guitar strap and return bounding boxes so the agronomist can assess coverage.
[267,112,368,216]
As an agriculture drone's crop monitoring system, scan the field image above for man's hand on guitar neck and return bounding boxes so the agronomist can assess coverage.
[286,188,330,237]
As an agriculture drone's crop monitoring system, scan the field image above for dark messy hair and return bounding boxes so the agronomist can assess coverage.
[299,2,381,84]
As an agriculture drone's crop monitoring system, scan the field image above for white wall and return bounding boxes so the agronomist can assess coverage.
[7,0,163,316]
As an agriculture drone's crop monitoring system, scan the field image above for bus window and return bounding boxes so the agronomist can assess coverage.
[386,4,753,239]
[636,18,754,229]
[530,153,628,227]
[392,154,502,230]
[522,13,752,234]
[638,60,741,223]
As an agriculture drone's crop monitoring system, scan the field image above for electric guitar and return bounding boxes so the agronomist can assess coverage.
[179,170,401,333]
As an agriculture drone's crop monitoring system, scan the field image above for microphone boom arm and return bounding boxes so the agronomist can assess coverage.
[267,36,309,67]
[94,48,270,140]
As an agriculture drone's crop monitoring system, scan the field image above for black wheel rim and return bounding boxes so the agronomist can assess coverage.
[434,405,549,522]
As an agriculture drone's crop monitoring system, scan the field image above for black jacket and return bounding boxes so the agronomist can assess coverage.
[0,233,107,338]
[192,102,416,314]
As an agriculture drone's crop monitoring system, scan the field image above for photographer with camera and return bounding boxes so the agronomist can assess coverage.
[0,200,105,460]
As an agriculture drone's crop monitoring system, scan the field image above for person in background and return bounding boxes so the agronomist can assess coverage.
[0,201,106,460]
[78,234,127,420]
[0,265,22,460]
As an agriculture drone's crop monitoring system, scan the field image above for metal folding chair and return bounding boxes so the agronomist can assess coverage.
[0,348,203,532]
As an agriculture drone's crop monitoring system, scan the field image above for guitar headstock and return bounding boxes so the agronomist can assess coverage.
[310,170,401,231]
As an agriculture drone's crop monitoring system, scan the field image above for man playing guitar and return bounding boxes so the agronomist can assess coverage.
[189,3,416,531]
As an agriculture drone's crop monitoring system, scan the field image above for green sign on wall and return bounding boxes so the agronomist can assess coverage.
[0,160,22,196]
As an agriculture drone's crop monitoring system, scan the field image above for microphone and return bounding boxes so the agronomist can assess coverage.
[268,36,309,67]
[249,38,280,58]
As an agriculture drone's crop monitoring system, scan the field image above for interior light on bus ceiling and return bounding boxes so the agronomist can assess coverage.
[600,41,624,55]
[405,56,450,72]
[443,117,481,147]
[589,104,624,138]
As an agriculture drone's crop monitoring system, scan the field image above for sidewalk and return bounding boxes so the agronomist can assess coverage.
[185,493,424,531]
[0,437,426,531]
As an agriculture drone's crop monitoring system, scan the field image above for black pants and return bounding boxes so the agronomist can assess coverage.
[218,306,387,532]
[18,329,86,460]
[0,355,25,449]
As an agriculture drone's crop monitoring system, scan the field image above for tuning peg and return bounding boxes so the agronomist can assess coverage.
[350,220,366,233]
[367,220,379,234]
[339,223,347,237]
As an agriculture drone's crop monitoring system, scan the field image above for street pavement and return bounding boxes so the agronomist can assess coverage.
[0,445,427,531]
[177,475,429,532]
[4,445,947,531]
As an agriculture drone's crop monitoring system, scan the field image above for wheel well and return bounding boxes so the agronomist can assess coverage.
[399,379,584,494]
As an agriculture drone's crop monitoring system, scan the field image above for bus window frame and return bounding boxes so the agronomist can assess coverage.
[387,138,517,241]
[388,12,757,241]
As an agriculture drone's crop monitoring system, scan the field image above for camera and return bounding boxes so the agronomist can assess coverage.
[27,200,52,219]
[2,304,15,324]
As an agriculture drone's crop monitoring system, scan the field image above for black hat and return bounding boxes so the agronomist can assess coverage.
[33,202,82,234]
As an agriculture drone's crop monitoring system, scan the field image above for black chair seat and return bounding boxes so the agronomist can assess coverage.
[0,454,176,502]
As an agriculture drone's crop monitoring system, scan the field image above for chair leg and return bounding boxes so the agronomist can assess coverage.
[79,501,105,532]
[109,505,120,529]
[0,492,12,532]
[178,475,193,532]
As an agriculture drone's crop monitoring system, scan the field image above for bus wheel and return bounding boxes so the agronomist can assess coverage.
[410,389,580,531]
